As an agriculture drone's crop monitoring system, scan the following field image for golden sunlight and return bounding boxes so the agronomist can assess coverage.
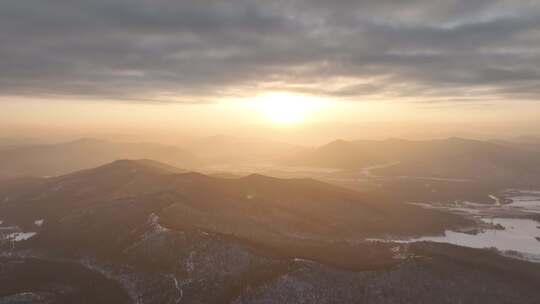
[252,92,329,125]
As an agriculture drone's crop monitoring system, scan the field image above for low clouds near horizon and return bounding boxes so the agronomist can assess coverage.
[2,0,540,103]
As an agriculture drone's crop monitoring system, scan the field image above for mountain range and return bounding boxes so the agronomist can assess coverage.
[2,160,540,303]
[290,137,540,186]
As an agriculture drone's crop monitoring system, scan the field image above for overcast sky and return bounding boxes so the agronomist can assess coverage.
[1,0,539,103]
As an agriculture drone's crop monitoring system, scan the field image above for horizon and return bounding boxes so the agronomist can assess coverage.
[2,120,540,147]
[2,1,540,303]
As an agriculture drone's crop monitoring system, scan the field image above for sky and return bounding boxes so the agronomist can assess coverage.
[1,0,540,143]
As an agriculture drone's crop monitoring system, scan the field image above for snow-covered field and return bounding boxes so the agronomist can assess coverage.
[375,190,540,262]
[415,218,540,256]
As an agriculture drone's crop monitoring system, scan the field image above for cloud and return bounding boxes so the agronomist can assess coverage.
[1,0,540,103]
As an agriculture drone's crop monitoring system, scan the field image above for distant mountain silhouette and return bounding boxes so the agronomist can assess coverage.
[290,137,540,185]
[0,139,199,179]
[491,136,540,152]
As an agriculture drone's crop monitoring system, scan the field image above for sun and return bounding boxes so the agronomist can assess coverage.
[252,92,327,125]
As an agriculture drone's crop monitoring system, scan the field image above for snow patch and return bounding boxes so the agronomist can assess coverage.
[489,195,501,206]
[185,251,196,274]
[148,213,170,233]
[168,275,188,304]
[293,257,317,264]
[4,232,37,242]
[391,244,411,260]
[34,219,45,227]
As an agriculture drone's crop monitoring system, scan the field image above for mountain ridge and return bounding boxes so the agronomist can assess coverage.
[289,137,540,184]
[1,159,539,304]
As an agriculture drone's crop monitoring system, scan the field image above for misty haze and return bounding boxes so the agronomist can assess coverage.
[1,1,540,304]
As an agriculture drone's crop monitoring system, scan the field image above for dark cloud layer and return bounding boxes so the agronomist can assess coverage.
[1,0,539,102]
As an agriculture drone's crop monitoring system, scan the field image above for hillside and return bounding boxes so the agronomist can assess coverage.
[0,160,466,244]
[1,160,540,303]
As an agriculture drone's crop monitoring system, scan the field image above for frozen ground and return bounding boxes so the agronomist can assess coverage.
[383,190,540,262]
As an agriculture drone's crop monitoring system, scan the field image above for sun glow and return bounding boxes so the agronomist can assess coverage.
[252,92,329,125]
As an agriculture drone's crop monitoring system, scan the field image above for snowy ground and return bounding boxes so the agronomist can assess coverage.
[371,189,540,262]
